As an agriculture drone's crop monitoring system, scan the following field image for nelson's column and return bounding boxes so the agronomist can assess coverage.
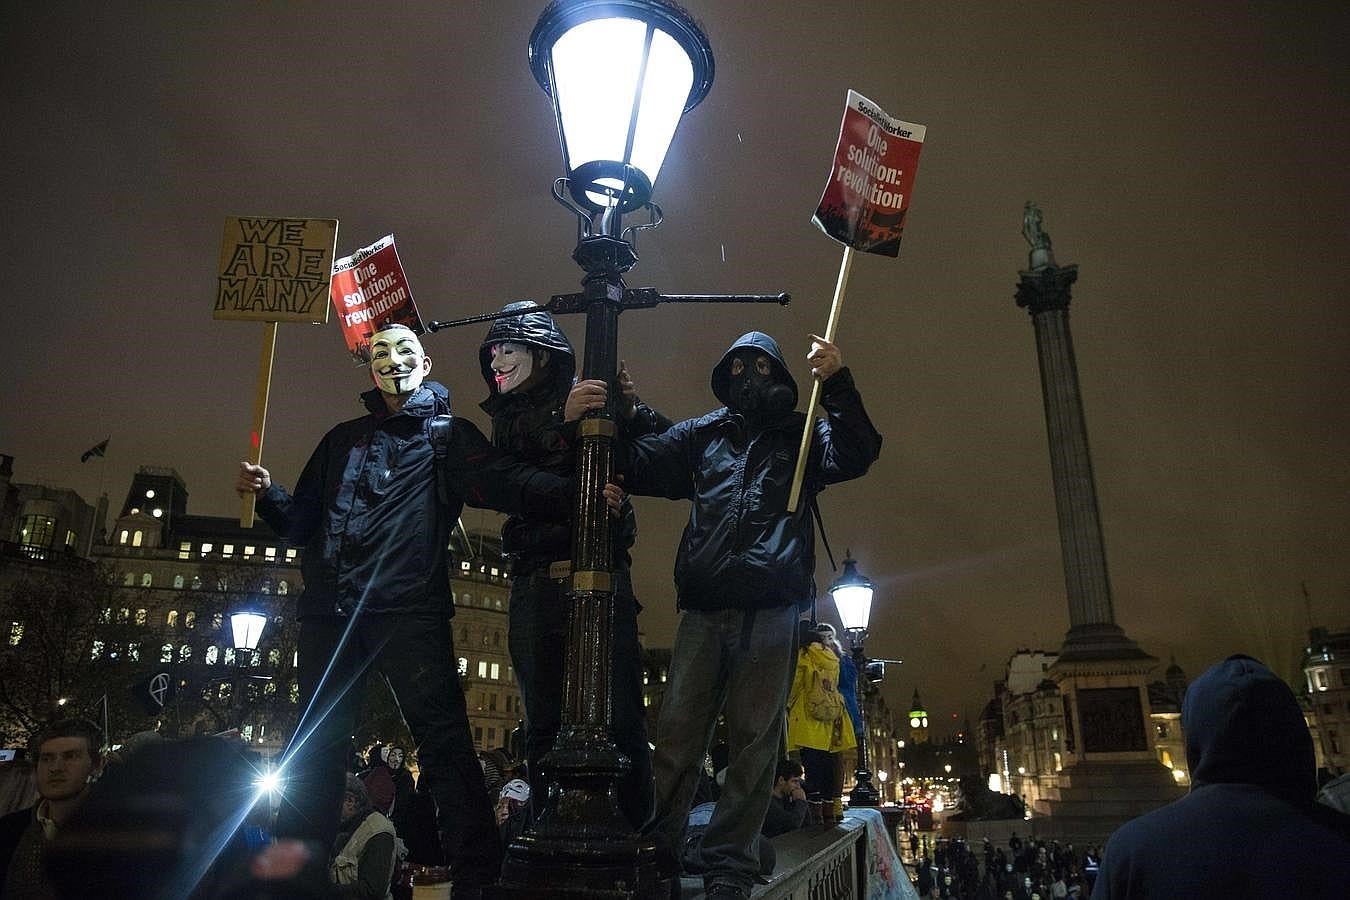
[1014,203,1183,839]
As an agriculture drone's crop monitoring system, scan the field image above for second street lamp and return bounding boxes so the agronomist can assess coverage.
[227,609,268,735]
[831,554,880,807]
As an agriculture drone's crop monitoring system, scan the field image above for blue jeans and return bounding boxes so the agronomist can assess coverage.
[645,604,799,890]
[507,569,652,830]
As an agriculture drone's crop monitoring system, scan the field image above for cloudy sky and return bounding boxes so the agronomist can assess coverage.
[3,2,1347,733]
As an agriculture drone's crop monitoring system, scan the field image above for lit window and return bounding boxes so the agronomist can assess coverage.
[490,663,500,680]
[192,577,202,590]
[264,682,276,695]
[184,611,196,629]
[152,509,163,518]
[120,530,129,545]
[100,608,112,623]
[178,541,191,560]
[145,489,156,499]
[458,657,469,677]
[251,650,261,667]
[265,547,277,559]
[462,593,472,606]
[128,642,140,661]
[212,613,223,629]
[278,580,288,595]
[289,682,299,704]
[243,546,255,557]
[200,543,213,555]
[8,623,23,646]
[179,644,192,661]
[91,640,104,660]
[123,572,135,586]
[242,724,254,742]
[268,649,280,666]
[117,608,130,623]
[161,644,173,662]
[134,608,147,625]
[224,648,236,665]
[478,660,488,678]
[141,573,152,587]
[222,544,234,557]
[65,530,76,548]
[285,548,297,560]
[130,508,139,515]
[205,646,218,665]
[173,575,184,589]
[166,610,178,628]
[132,530,143,547]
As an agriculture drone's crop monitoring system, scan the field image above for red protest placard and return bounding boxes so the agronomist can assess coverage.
[812,90,927,258]
[329,235,425,362]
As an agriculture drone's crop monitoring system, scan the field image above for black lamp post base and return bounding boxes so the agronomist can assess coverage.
[849,771,880,808]
[489,837,661,899]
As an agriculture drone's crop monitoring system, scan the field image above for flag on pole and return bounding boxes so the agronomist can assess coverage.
[80,438,109,463]
[812,90,927,257]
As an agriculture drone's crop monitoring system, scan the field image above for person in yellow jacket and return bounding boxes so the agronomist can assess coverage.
[786,621,855,813]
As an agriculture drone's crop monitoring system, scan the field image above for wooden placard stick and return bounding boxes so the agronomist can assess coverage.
[241,322,278,527]
[787,245,854,513]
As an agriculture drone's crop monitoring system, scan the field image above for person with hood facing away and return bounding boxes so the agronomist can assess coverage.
[1092,654,1350,899]
[619,331,881,900]
[237,323,577,900]
[478,301,671,830]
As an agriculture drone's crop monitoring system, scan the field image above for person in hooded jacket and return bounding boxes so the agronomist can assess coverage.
[1091,654,1350,899]
[478,301,671,831]
[237,323,578,900]
[619,331,881,899]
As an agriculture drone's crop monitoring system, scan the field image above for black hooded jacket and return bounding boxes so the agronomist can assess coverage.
[1093,655,1350,899]
[479,302,670,568]
[257,381,574,618]
[620,332,881,611]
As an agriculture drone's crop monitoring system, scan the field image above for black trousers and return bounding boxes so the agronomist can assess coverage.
[276,610,501,888]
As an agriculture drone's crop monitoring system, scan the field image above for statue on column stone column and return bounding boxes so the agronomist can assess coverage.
[1022,201,1057,270]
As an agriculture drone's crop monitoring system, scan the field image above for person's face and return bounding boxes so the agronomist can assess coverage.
[489,342,536,394]
[341,793,358,819]
[774,774,802,797]
[369,328,430,395]
[35,736,96,802]
[386,748,404,769]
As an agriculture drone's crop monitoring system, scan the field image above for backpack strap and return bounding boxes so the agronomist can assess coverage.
[428,414,455,507]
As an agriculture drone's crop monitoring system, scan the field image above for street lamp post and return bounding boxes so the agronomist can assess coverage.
[831,554,880,808]
[228,610,267,734]
[493,3,786,896]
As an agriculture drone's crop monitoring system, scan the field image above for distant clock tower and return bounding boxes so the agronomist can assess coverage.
[908,689,929,744]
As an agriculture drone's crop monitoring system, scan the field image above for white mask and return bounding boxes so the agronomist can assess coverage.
[490,342,535,394]
[369,327,429,395]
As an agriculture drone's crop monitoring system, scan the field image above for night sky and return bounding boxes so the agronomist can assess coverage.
[3,2,1347,735]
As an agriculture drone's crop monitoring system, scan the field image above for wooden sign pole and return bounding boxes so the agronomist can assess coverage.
[241,321,278,527]
[786,245,854,513]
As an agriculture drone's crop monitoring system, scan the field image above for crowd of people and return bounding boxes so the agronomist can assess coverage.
[909,833,1098,899]
[6,303,1348,900]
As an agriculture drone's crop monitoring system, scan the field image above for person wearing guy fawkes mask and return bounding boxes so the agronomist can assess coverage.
[237,323,579,900]
[478,301,671,831]
[618,331,881,900]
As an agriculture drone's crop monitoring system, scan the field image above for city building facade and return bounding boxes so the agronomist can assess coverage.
[1302,625,1350,776]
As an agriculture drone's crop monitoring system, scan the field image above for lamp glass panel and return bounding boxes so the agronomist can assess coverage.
[231,612,267,652]
[628,29,693,187]
[833,584,873,631]
[551,18,645,176]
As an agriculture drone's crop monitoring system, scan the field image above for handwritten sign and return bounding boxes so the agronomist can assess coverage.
[214,217,338,323]
[811,91,926,258]
[329,234,425,362]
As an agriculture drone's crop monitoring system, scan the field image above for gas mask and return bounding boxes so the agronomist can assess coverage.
[727,352,793,415]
